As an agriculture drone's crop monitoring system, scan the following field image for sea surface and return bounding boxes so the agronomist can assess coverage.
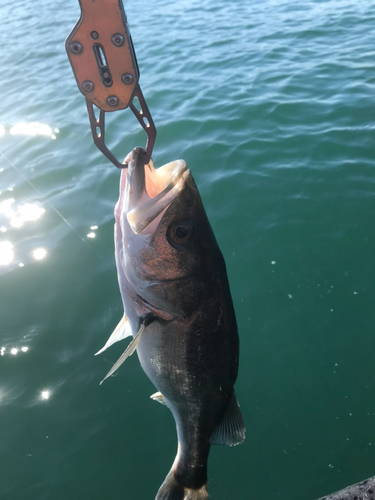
[0,0,374,499]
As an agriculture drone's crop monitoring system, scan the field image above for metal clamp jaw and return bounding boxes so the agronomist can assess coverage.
[66,0,156,167]
[86,85,156,168]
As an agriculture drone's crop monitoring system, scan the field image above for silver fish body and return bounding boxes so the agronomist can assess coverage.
[99,147,245,500]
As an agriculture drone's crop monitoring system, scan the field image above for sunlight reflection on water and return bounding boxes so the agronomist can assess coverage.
[0,198,45,229]
[1,346,29,356]
[40,390,50,400]
[8,122,60,140]
[32,247,47,260]
[0,198,47,267]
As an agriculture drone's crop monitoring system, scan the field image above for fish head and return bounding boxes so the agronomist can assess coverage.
[116,147,220,318]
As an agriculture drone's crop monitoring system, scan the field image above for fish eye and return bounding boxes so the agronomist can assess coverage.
[175,226,188,239]
[167,220,195,246]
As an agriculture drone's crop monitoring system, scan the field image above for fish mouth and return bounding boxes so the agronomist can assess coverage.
[125,147,189,235]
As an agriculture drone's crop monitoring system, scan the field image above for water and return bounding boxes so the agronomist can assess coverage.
[1,0,374,498]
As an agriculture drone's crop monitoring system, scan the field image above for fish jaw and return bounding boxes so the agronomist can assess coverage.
[119,147,189,236]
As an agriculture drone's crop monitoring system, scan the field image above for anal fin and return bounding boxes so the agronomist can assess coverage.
[209,393,246,446]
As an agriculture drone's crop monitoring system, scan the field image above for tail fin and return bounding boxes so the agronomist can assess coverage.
[156,468,208,500]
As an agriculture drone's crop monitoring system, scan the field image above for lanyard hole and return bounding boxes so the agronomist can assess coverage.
[93,43,113,87]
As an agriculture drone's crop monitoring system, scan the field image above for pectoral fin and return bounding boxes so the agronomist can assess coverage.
[95,314,132,356]
[99,324,145,385]
[209,393,246,446]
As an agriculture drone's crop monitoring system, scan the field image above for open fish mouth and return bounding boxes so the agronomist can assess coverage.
[125,147,189,235]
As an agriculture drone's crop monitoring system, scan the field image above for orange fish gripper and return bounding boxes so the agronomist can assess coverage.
[66,0,156,168]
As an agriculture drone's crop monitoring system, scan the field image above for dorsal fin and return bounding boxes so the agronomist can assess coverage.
[209,393,246,446]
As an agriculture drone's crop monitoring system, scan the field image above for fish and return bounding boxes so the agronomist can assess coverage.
[96,147,245,500]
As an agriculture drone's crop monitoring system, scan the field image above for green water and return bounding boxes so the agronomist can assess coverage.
[1,0,375,499]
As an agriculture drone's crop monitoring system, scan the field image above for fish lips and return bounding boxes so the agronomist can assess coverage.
[125,148,189,235]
